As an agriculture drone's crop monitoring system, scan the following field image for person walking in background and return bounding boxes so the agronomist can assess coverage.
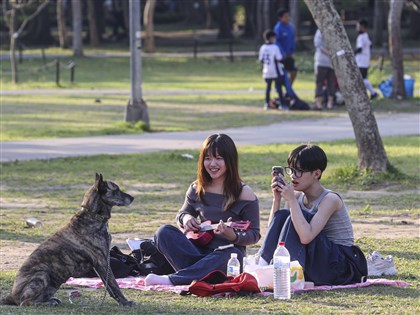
[314,29,335,110]
[144,134,260,286]
[355,19,379,100]
[259,30,285,110]
[274,8,298,86]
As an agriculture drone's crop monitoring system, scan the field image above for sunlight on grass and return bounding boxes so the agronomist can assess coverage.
[0,136,419,315]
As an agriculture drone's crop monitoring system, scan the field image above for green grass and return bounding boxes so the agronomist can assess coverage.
[1,55,419,140]
[0,136,419,314]
[2,53,419,92]
[0,93,333,140]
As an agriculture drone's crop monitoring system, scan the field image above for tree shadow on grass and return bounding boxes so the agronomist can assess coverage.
[0,229,45,244]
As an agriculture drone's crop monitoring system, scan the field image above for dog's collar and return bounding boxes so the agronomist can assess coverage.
[80,205,109,223]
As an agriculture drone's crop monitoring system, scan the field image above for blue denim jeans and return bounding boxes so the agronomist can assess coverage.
[154,224,244,285]
[259,209,355,285]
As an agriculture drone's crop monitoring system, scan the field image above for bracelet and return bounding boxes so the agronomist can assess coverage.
[232,232,239,243]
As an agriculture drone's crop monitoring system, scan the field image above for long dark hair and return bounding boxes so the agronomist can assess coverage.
[196,134,242,211]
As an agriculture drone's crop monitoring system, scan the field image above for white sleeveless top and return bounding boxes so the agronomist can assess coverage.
[298,190,354,246]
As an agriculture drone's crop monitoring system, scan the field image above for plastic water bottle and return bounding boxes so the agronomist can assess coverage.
[227,253,240,277]
[273,241,291,299]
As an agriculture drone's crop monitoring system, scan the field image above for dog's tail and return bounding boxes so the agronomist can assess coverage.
[0,294,17,305]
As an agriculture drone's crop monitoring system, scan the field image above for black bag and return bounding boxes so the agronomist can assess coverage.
[132,239,175,276]
[340,245,368,284]
[82,246,141,278]
[289,97,310,111]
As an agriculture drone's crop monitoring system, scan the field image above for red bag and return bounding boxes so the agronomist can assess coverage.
[184,270,260,297]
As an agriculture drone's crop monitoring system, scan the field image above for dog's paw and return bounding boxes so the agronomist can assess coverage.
[122,300,136,307]
[47,297,61,306]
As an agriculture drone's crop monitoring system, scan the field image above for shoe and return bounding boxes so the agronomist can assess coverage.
[269,99,279,109]
[264,103,270,110]
[370,92,379,100]
[367,251,397,276]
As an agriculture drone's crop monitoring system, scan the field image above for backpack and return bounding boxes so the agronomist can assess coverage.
[82,245,141,278]
[289,97,310,111]
[131,239,175,276]
[181,270,260,297]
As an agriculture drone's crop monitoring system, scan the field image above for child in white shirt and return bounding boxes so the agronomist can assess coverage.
[259,30,285,109]
[355,19,378,100]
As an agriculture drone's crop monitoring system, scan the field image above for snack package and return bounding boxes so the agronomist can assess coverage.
[290,260,305,291]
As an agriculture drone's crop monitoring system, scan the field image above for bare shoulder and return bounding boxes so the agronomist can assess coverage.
[319,192,343,211]
[239,185,257,201]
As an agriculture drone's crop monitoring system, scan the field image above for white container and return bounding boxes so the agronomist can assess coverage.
[227,253,240,277]
[273,242,291,300]
[26,218,42,228]
[254,265,274,289]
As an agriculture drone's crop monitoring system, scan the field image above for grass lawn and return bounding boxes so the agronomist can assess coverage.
[0,136,419,314]
[1,55,419,140]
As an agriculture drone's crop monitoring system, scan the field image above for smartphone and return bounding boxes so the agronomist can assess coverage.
[272,166,285,185]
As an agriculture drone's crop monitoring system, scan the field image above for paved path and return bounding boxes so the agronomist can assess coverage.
[1,113,418,162]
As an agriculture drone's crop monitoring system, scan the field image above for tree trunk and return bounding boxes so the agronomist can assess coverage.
[262,0,270,31]
[87,0,100,47]
[218,0,233,39]
[72,0,83,56]
[203,0,212,28]
[256,0,270,41]
[373,0,384,47]
[21,4,53,45]
[57,0,68,48]
[144,0,156,53]
[388,0,406,99]
[9,7,18,84]
[242,0,256,38]
[304,0,389,173]
[289,0,299,41]
[122,0,130,31]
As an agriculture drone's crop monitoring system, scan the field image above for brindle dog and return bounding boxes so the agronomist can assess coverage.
[1,173,136,307]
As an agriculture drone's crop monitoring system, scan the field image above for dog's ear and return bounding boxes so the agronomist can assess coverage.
[94,173,104,190]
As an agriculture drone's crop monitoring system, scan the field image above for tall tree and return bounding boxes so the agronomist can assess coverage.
[289,0,299,41]
[57,0,68,48]
[144,0,156,53]
[373,0,385,47]
[203,0,213,28]
[218,0,233,39]
[242,0,257,38]
[304,0,390,173]
[2,0,50,83]
[256,0,270,41]
[388,0,406,98]
[72,0,83,56]
[87,0,100,47]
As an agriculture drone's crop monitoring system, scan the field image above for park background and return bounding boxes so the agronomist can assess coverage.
[1,0,419,314]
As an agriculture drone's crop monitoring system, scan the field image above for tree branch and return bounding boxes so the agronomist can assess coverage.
[407,0,420,11]
[15,0,50,37]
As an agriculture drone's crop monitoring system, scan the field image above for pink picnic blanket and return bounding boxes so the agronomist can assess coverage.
[65,276,410,296]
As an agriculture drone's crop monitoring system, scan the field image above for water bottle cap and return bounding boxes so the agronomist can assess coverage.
[279,241,285,246]
[231,253,237,258]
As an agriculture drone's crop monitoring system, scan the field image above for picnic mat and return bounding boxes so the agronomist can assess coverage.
[65,276,410,296]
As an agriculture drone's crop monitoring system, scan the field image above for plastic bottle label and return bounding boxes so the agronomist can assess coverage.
[273,261,290,269]
[227,266,240,276]
[273,257,290,269]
